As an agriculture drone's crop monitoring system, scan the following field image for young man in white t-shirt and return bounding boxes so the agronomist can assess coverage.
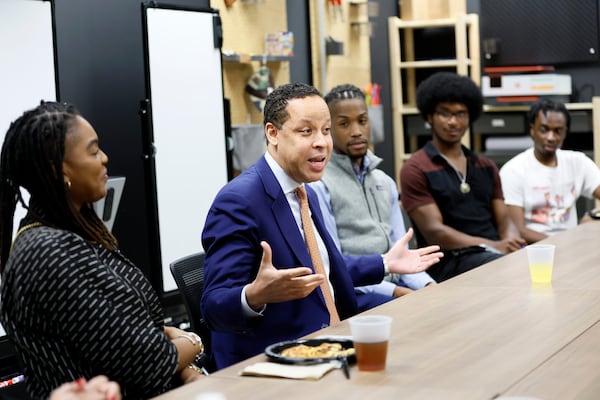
[500,99,600,243]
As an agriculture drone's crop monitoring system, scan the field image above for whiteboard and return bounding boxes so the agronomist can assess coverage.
[0,0,57,239]
[144,7,228,292]
[0,0,56,343]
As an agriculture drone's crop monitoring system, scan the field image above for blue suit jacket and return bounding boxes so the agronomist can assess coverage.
[201,156,384,369]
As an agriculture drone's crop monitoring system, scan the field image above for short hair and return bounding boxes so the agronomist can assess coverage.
[324,84,365,105]
[416,72,484,122]
[527,99,571,130]
[0,101,116,271]
[263,82,322,128]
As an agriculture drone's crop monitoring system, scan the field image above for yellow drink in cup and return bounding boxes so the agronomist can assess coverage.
[526,245,555,285]
[528,263,553,283]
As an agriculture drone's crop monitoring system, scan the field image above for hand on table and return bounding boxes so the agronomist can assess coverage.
[179,365,205,385]
[392,286,414,298]
[487,237,526,254]
[49,376,121,400]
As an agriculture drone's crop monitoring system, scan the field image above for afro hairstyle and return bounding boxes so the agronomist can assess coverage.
[416,72,484,122]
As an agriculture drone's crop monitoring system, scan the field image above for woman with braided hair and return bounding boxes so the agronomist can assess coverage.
[0,102,204,399]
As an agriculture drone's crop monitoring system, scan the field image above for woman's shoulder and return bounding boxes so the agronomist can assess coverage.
[7,226,91,274]
[3,228,87,303]
[14,225,87,251]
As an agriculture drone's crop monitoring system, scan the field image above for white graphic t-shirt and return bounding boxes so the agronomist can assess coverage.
[500,148,600,235]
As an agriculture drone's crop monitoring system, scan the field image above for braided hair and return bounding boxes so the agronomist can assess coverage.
[324,84,365,105]
[0,101,117,272]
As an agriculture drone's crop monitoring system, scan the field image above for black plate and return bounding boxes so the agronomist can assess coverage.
[265,337,356,365]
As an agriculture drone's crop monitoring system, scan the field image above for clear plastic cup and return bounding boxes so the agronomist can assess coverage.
[348,315,392,371]
[526,244,555,284]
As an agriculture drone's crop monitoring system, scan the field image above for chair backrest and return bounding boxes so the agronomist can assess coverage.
[399,199,419,249]
[169,252,215,371]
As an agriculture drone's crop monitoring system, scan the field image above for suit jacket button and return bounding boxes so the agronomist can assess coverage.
[321,323,329,329]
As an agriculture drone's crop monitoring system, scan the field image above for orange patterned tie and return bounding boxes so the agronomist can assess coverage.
[295,186,340,325]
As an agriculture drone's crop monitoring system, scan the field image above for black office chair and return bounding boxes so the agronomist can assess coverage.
[399,197,419,249]
[169,252,215,373]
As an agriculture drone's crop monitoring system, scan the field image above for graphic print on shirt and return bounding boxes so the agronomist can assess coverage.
[527,183,576,230]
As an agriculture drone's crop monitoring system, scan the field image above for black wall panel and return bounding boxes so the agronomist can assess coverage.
[53,0,211,299]
[481,0,600,67]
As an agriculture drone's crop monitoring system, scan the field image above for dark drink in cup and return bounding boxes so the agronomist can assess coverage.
[348,315,392,371]
[353,340,388,371]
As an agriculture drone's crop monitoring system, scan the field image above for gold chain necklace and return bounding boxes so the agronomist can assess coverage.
[10,222,43,254]
[439,151,470,194]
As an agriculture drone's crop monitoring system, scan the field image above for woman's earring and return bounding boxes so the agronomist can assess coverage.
[65,180,71,189]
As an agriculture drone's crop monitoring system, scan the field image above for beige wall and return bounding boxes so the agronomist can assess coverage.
[323,1,371,93]
[210,0,290,125]
[212,0,372,124]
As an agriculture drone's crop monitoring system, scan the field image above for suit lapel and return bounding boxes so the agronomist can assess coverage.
[256,157,313,268]
[271,195,313,267]
[255,157,332,313]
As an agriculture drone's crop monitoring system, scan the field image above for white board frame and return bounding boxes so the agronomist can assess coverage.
[143,5,228,293]
[0,0,57,239]
[0,0,57,348]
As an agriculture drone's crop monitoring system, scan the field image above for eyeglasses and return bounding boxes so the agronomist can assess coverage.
[434,110,469,122]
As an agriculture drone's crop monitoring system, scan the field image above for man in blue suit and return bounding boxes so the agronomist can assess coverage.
[201,83,442,369]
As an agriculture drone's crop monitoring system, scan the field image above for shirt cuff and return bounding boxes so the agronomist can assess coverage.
[392,272,436,290]
[241,284,266,317]
[381,254,389,275]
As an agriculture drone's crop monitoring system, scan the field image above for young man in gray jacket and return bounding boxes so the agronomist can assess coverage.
[311,84,436,312]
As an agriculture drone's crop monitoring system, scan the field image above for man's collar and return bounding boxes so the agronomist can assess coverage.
[424,141,478,162]
[264,151,302,194]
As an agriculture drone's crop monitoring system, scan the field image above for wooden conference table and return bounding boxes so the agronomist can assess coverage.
[155,222,600,400]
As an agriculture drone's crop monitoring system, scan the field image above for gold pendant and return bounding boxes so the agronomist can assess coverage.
[460,182,471,194]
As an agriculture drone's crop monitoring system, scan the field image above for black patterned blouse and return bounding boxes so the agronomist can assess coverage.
[0,226,178,399]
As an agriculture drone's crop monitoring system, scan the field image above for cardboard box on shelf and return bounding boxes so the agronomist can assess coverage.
[400,0,466,20]
[264,31,294,57]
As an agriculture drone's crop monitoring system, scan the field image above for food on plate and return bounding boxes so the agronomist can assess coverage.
[281,342,355,358]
